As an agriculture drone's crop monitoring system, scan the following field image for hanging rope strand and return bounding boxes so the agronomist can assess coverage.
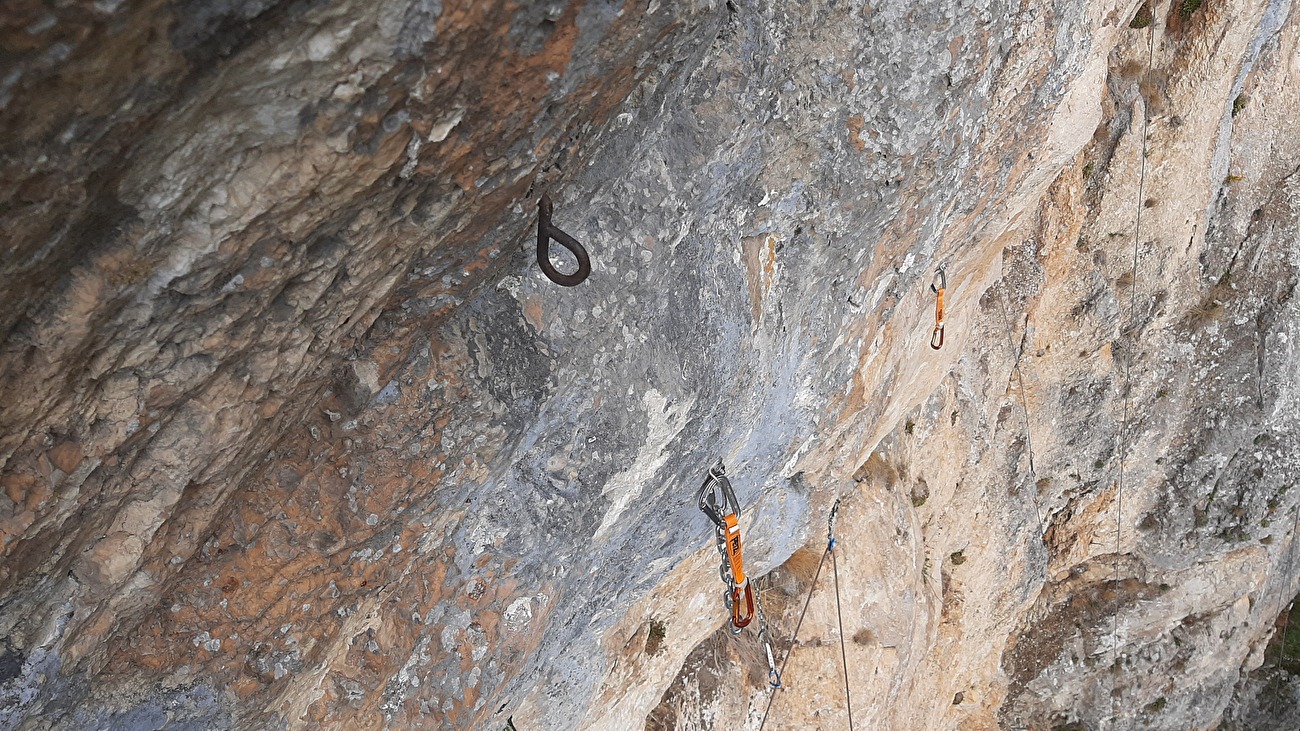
[997,282,1047,538]
[830,535,855,731]
[757,548,829,731]
[1109,21,1156,730]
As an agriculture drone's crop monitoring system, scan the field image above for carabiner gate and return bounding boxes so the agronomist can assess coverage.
[697,461,740,529]
[930,266,947,294]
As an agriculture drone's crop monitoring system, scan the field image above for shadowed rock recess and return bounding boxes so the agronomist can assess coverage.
[3,0,1300,729]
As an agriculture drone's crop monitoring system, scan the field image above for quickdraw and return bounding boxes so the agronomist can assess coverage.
[698,461,754,629]
[930,266,946,350]
[697,461,782,687]
[536,193,592,287]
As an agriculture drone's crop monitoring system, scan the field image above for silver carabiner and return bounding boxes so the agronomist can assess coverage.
[931,265,947,294]
[697,460,740,529]
[755,591,783,687]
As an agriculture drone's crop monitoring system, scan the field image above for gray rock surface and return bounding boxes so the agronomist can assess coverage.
[1,1,1299,730]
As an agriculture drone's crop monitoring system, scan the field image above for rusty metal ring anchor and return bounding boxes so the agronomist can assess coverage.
[536,194,591,287]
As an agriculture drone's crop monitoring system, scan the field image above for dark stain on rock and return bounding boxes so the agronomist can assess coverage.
[466,288,553,416]
[0,640,24,684]
[168,0,328,68]
[1000,570,1163,722]
[507,3,562,57]
[1,187,140,342]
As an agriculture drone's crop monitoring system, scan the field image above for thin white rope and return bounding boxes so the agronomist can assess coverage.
[1108,20,1157,730]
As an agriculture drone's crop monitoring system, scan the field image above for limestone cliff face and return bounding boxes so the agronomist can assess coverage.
[1,1,1298,730]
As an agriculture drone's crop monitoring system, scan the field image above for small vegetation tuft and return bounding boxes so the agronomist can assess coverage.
[853,452,899,486]
[1130,6,1153,28]
[780,546,823,592]
[1232,94,1248,116]
[911,476,930,508]
[1144,696,1168,713]
[1181,0,1204,18]
[1186,297,1223,327]
[645,618,668,656]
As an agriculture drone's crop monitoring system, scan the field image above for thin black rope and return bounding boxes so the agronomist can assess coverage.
[1109,21,1156,730]
[757,547,829,731]
[831,541,855,731]
[997,282,1047,539]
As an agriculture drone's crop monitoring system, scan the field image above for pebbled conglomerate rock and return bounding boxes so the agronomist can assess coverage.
[2,1,1300,730]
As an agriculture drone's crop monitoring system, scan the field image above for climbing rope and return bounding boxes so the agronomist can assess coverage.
[758,498,854,731]
[996,282,1047,539]
[930,267,947,350]
[697,461,782,685]
[1108,19,1157,729]
[828,501,855,731]
[758,535,830,730]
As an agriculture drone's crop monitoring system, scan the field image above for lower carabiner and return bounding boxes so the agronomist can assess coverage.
[731,582,756,628]
[930,322,945,350]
